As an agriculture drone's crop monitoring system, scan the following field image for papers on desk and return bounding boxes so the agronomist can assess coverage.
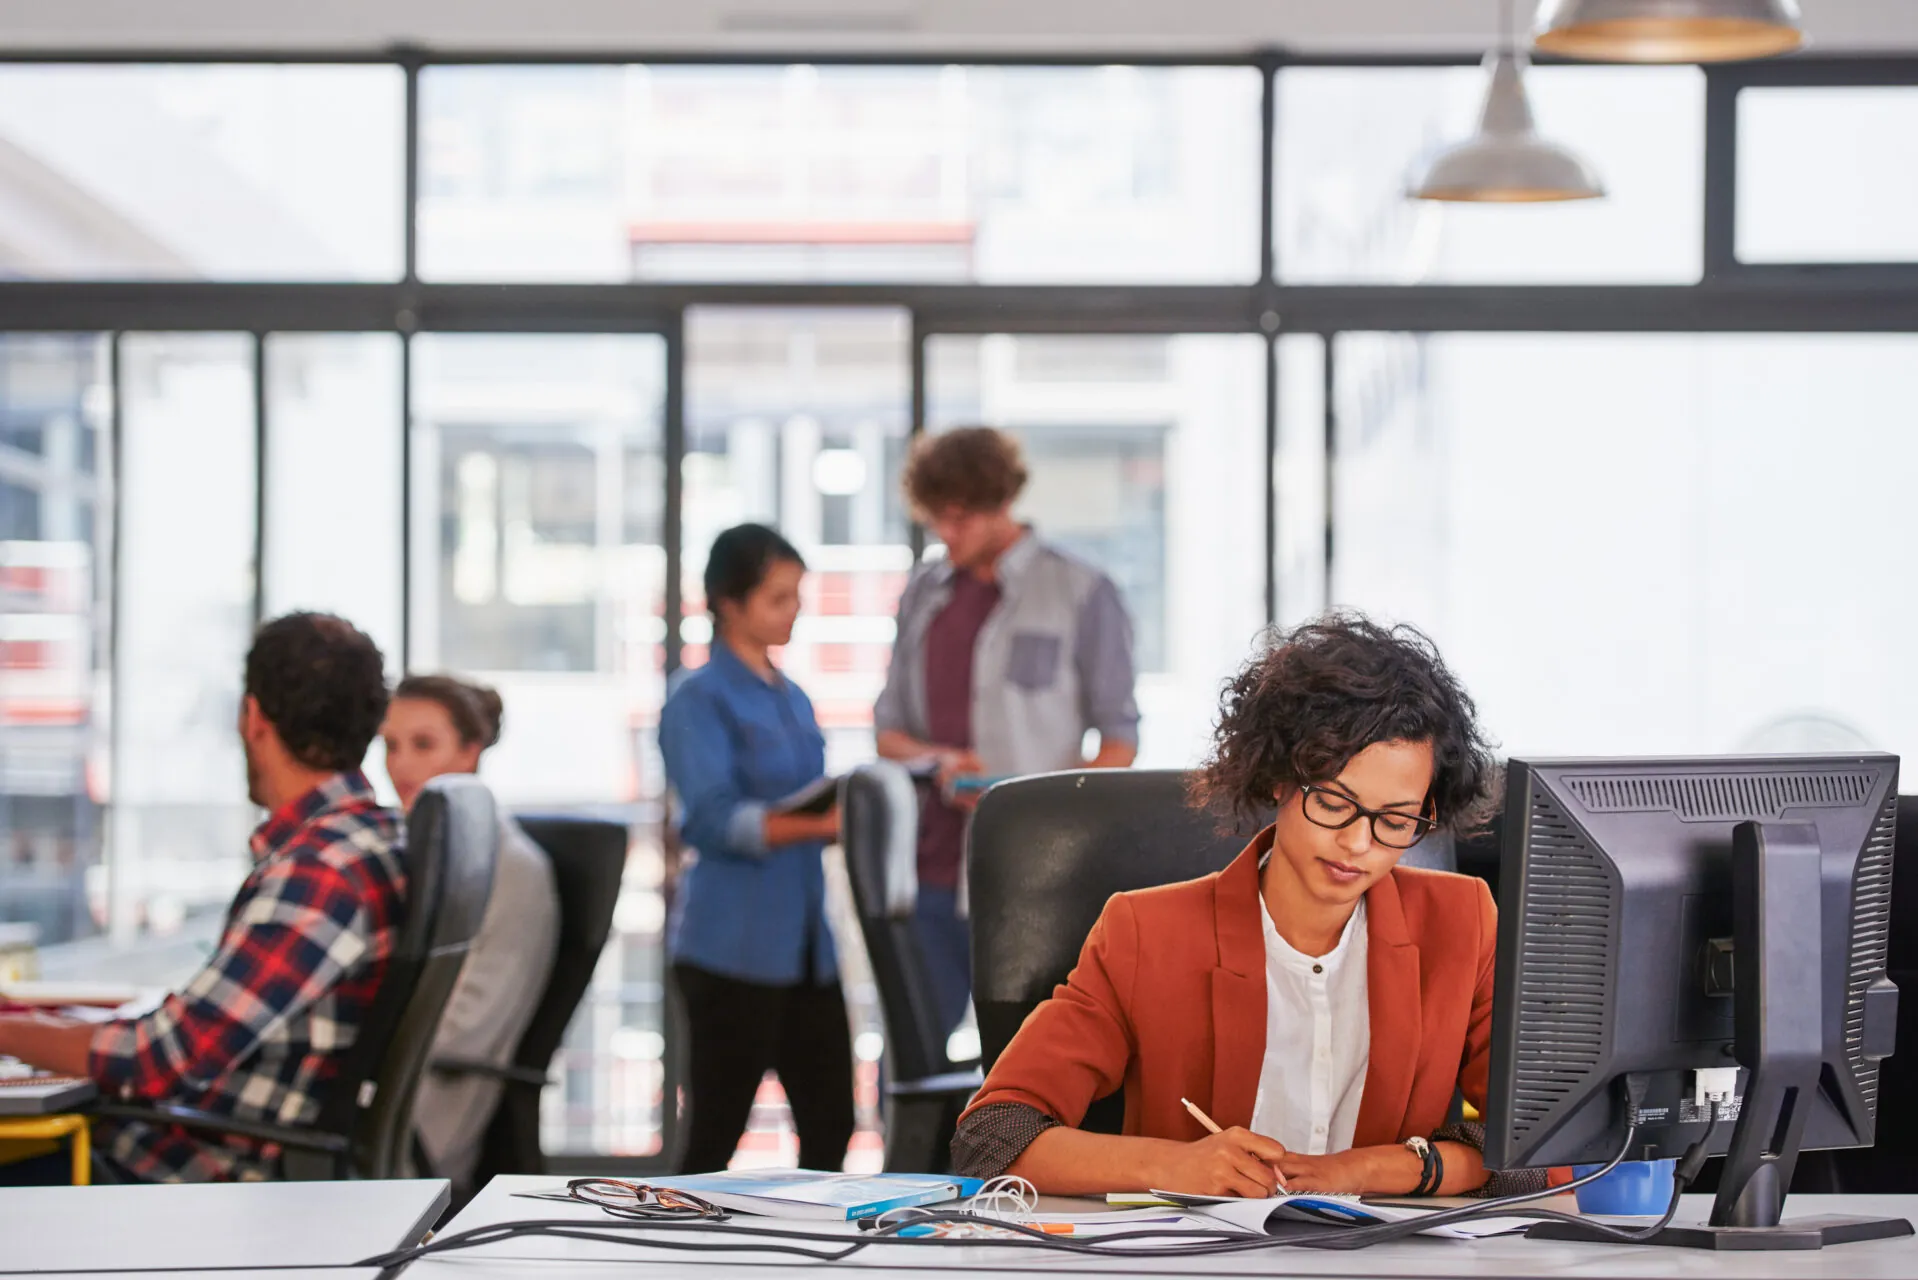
[1021,1210,1232,1241]
[1153,1190,1531,1240]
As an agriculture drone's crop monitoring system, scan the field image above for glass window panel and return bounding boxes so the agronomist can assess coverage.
[0,334,112,949]
[1277,66,1703,284]
[409,332,667,1158]
[264,334,403,663]
[114,333,256,943]
[263,334,403,805]
[1737,87,1918,264]
[419,65,1260,283]
[1331,333,1918,760]
[0,65,404,280]
[1274,333,1327,630]
[684,307,912,765]
[927,333,1267,769]
[682,306,910,1172]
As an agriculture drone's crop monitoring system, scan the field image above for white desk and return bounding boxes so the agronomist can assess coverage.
[0,1178,448,1275]
[390,1176,1918,1279]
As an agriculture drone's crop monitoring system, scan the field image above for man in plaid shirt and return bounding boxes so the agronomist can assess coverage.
[0,613,404,1182]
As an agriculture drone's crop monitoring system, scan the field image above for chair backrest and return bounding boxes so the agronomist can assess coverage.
[474,814,627,1180]
[297,775,498,1179]
[841,761,960,1082]
[968,771,1260,1079]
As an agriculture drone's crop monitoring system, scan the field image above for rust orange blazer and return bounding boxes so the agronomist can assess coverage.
[964,826,1498,1149]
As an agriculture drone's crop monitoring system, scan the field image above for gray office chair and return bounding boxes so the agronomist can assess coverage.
[94,775,500,1180]
[967,768,1457,1136]
[448,814,627,1191]
[840,761,982,1172]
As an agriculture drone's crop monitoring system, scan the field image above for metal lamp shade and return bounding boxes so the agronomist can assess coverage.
[1534,0,1804,62]
[1409,52,1605,203]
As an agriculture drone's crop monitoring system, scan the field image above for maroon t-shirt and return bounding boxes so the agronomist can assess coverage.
[917,572,1002,889]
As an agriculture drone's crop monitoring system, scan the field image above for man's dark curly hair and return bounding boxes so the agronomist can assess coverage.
[1192,612,1499,834]
[245,612,389,773]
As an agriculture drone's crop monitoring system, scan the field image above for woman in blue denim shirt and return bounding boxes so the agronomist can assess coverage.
[660,524,853,1173]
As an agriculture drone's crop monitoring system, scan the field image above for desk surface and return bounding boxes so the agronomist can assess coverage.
[393,1176,1918,1280]
[0,1178,448,1275]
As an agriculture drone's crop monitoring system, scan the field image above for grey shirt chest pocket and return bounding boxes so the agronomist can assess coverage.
[1005,631,1064,691]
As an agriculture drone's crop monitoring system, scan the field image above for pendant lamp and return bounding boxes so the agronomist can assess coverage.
[1534,0,1804,62]
[1409,5,1604,204]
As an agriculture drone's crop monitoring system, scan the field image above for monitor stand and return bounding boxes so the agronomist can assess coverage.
[1533,822,1912,1252]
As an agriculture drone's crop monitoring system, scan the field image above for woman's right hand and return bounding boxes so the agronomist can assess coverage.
[763,808,840,848]
[1151,1128,1290,1198]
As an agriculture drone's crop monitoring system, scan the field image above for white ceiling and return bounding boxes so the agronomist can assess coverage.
[4,0,1917,55]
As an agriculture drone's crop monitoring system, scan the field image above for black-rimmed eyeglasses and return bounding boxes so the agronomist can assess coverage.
[513,1178,727,1221]
[1297,784,1438,850]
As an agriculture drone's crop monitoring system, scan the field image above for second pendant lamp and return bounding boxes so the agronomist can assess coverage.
[1409,1,1605,203]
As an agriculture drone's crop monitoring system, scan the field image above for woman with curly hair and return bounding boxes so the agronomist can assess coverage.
[951,613,1502,1199]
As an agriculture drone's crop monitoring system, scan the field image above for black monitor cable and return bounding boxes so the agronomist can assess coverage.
[353,1132,1664,1273]
[355,1082,1717,1273]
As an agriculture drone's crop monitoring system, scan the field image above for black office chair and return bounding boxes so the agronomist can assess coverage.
[93,775,500,1180]
[840,762,982,1172]
[445,815,627,1190]
[968,770,1260,1135]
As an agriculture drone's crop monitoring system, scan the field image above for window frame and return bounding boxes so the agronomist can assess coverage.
[1704,56,1918,285]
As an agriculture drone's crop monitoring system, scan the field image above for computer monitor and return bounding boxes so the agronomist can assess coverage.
[1486,754,1909,1250]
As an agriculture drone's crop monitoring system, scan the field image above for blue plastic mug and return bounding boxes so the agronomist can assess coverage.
[1571,1159,1677,1216]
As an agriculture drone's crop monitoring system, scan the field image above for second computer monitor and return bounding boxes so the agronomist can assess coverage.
[1485,754,1899,1194]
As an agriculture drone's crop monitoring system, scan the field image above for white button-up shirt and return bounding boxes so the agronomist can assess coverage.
[1249,891,1371,1155]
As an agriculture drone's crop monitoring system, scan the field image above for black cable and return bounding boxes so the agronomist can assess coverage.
[356,1120,1673,1274]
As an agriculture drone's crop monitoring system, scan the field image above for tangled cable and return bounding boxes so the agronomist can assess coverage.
[356,1122,1670,1274]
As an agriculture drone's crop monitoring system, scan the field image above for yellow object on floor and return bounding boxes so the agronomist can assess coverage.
[0,1115,91,1184]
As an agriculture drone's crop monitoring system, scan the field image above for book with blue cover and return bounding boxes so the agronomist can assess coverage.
[656,1169,984,1220]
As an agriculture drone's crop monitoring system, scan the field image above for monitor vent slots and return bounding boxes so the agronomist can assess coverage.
[1510,792,1614,1146]
[1847,788,1897,1111]
[1564,770,1871,820]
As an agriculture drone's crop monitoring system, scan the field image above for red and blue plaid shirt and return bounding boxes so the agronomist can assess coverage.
[88,771,405,1182]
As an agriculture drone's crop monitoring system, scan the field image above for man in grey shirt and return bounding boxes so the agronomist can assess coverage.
[875,427,1140,1038]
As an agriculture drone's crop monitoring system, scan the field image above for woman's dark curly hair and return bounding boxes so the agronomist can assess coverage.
[1192,612,1499,834]
[245,612,389,773]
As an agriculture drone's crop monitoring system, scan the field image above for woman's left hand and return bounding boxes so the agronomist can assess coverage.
[1276,1144,1423,1195]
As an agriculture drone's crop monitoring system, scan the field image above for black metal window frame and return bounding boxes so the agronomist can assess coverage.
[5,46,1916,1170]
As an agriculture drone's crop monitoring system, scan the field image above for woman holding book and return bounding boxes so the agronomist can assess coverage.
[661,523,853,1173]
[952,614,1518,1199]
